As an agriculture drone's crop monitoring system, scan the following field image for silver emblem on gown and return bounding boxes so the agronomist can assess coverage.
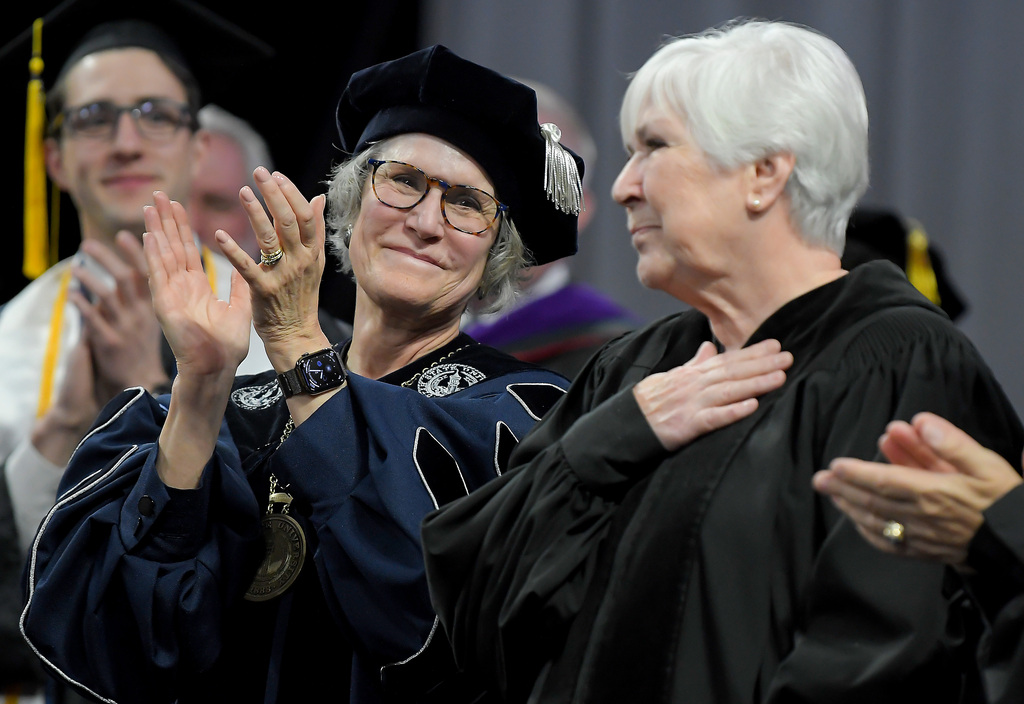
[231,380,284,410]
[417,364,486,397]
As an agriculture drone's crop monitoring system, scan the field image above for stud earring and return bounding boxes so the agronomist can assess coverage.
[751,199,761,209]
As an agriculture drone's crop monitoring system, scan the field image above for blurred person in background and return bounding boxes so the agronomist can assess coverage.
[192,104,268,259]
[0,2,274,702]
[465,80,639,379]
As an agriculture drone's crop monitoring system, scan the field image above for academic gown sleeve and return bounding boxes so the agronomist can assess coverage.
[962,484,1024,704]
[21,387,262,704]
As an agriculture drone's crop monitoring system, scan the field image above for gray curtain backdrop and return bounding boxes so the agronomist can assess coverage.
[422,0,1024,416]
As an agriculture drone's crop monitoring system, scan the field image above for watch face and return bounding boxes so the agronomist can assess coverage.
[299,351,345,394]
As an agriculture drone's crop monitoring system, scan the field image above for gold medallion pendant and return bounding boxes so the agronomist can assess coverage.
[245,475,307,602]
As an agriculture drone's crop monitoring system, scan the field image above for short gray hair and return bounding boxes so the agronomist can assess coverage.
[197,104,274,185]
[325,139,527,313]
[621,19,869,254]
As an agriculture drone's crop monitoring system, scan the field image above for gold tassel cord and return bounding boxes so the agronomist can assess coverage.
[50,180,61,265]
[24,18,49,279]
[36,269,72,417]
[202,246,217,292]
[905,221,941,306]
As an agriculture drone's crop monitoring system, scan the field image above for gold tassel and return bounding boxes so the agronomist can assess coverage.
[905,220,941,305]
[24,18,49,280]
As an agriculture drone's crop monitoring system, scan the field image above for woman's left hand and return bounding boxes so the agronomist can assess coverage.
[214,168,330,371]
[813,412,1024,566]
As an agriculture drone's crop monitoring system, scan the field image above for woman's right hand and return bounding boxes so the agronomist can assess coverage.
[143,192,252,381]
[144,192,253,490]
[210,168,330,373]
[633,339,793,451]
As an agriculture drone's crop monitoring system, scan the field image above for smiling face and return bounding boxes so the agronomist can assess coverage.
[612,104,750,301]
[349,133,499,326]
[46,48,203,244]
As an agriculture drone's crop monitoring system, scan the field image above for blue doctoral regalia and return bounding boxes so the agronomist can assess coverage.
[21,334,567,704]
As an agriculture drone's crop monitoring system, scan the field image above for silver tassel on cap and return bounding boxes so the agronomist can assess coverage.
[540,123,584,215]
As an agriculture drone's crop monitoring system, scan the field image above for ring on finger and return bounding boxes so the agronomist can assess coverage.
[260,247,284,266]
[881,519,906,547]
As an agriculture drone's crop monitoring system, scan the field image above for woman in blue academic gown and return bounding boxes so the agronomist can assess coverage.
[23,46,589,704]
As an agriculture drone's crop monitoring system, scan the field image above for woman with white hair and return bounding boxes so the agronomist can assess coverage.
[422,19,1024,704]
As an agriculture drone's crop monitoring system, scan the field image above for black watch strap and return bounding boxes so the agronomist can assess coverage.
[277,366,307,398]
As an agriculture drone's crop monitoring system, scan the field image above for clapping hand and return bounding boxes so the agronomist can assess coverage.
[143,192,251,381]
[814,413,1024,565]
[208,168,329,371]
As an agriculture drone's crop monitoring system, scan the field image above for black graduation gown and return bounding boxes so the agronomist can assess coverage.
[422,262,1024,704]
[963,483,1024,703]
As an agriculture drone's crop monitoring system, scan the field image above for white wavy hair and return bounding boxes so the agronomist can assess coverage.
[620,19,869,254]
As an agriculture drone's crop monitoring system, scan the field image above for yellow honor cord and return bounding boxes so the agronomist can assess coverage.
[905,222,941,306]
[201,246,217,292]
[50,180,61,265]
[34,247,217,419]
[24,18,49,279]
[36,269,72,418]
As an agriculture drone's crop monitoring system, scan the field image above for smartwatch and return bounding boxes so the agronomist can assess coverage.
[277,348,347,398]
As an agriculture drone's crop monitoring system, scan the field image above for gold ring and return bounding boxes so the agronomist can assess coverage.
[882,519,906,546]
[260,247,284,266]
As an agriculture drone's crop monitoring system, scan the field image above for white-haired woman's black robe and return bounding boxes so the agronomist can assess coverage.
[21,335,567,704]
[422,262,1024,704]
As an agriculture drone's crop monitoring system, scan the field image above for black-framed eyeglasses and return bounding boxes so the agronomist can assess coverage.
[368,158,508,235]
[53,99,197,141]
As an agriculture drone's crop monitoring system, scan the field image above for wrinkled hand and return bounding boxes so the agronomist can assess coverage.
[69,232,168,403]
[213,168,328,371]
[143,192,251,380]
[813,412,1024,566]
[633,339,793,451]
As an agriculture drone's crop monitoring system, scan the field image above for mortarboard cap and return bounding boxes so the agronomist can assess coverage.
[0,0,274,110]
[2,0,274,279]
[844,208,968,320]
[336,45,583,266]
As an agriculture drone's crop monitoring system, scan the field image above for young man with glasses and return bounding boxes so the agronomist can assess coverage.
[0,7,275,679]
[0,9,272,704]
